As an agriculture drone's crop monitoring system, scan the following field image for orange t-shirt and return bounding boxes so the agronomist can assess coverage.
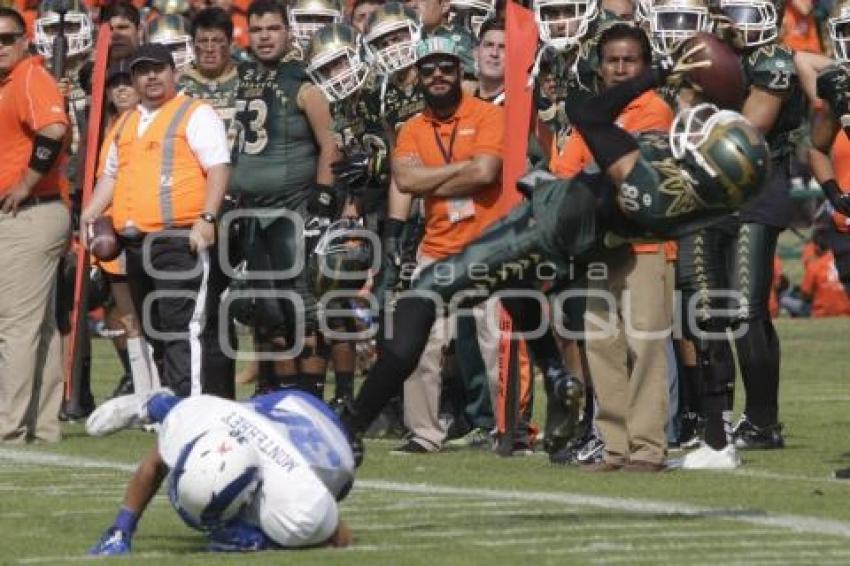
[830,131,850,233]
[231,11,250,49]
[394,95,512,259]
[801,251,850,317]
[549,89,675,254]
[781,5,823,54]
[0,56,69,199]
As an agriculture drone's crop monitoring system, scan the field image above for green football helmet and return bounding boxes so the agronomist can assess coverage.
[35,0,93,58]
[670,103,769,208]
[146,14,194,71]
[306,23,369,102]
[718,0,779,47]
[363,2,422,74]
[289,0,343,44]
[829,0,850,62]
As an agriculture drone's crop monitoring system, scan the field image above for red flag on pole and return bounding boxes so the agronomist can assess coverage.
[503,2,539,206]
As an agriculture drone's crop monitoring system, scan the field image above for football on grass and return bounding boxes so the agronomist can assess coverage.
[88,216,121,261]
[682,32,747,110]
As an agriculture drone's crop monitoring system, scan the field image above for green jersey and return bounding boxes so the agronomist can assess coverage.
[178,65,240,150]
[363,70,425,145]
[231,59,319,209]
[742,43,803,155]
[816,63,850,137]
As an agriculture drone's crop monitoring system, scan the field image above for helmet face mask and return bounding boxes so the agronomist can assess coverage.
[307,24,369,102]
[168,428,261,532]
[35,2,94,59]
[289,0,343,44]
[648,0,709,56]
[364,4,422,75]
[448,0,496,38]
[829,2,850,62]
[670,103,768,207]
[534,0,598,51]
[147,15,195,71]
[310,219,376,298]
[719,0,777,47]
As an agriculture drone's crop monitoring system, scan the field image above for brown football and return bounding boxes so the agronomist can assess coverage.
[682,32,747,110]
[88,216,121,261]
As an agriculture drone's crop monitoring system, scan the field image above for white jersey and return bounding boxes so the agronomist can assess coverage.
[158,391,355,548]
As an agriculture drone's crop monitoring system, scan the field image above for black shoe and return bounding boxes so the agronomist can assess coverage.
[108,375,134,399]
[334,400,365,468]
[733,417,785,450]
[543,368,585,455]
[677,412,705,449]
[59,400,95,422]
[835,467,850,479]
[390,439,432,454]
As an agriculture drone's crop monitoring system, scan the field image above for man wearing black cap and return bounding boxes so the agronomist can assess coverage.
[81,43,235,399]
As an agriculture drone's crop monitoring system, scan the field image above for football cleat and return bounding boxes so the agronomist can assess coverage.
[542,367,585,455]
[681,442,741,469]
[88,527,132,556]
[85,389,174,436]
[732,417,785,450]
[207,520,272,552]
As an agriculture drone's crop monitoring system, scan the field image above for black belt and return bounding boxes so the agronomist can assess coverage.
[18,194,61,209]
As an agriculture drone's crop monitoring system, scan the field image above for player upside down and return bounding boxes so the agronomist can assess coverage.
[337,45,771,464]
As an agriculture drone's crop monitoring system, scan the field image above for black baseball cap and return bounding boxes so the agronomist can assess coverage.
[106,59,131,84]
[129,43,175,71]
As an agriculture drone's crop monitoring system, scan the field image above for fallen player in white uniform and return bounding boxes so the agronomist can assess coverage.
[86,389,356,555]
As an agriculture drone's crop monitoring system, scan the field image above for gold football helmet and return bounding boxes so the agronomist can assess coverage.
[648,0,710,55]
[306,23,369,102]
[289,0,343,44]
[717,0,778,47]
[152,0,189,16]
[363,2,422,75]
[35,0,93,58]
[533,0,598,51]
[146,14,194,71]
[829,0,850,62]
[448,0,497,38]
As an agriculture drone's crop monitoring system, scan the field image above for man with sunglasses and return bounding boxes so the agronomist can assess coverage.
[0,7,71,443]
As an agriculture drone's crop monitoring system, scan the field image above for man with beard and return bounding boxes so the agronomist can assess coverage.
[339,37,586,457]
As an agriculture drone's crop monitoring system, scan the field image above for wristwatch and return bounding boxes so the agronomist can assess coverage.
[200,212,216,224]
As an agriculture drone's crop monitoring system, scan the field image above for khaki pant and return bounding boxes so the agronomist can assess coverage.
[584,246,672,465]
[404,256,502,450]
[0,201,70,443]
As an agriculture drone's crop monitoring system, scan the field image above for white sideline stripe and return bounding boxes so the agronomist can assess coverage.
[4,449,850,541]
[17,552,173,564]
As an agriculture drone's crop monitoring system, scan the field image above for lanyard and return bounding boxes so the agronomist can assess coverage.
[432,120,459,165]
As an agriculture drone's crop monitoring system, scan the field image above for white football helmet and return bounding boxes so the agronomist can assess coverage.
[533,0,598,51]
[634,0,654,24]
[718,0,778,47]
[829,0,850,62]
[35,0,94,58]
[363,2,422,75]
[146,14,195,71]
[168,428,261,531]
[648,0,710,56]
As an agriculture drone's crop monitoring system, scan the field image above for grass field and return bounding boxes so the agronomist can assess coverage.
[3,316,850,565]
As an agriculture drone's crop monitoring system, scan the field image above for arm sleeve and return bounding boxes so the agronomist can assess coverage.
[17,63,69,131]
[186,104,231,170]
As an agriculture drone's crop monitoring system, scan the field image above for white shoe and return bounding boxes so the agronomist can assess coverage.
[86,392,155,437]
[681,443,741,470]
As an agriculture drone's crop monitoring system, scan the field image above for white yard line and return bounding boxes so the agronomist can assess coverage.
[4,447,850,543]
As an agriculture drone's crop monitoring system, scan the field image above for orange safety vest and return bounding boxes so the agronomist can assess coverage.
[111,95,207,234]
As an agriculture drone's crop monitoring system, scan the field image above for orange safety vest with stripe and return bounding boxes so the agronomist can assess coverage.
[111,95,207,234]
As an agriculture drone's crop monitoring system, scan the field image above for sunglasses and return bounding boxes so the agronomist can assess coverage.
[418,60,458,78]
[0,32,22,47]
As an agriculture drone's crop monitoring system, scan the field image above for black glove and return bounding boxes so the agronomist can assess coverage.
[306,184,338,219]
[372,218,405,307]
[332,151,370,187]
[822,179,850,217]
